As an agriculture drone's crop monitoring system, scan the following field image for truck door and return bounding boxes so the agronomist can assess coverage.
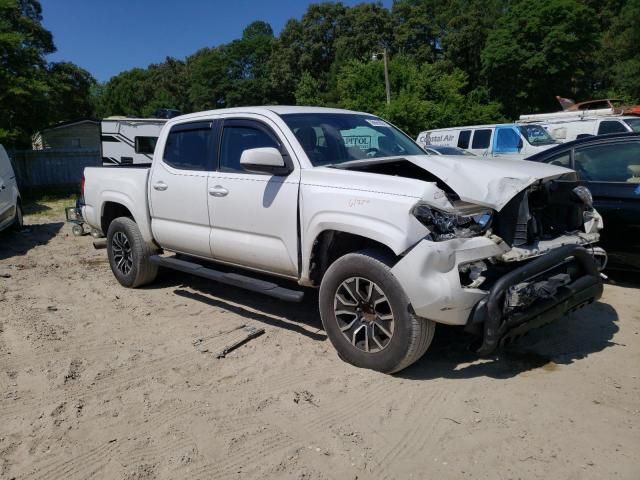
[207,118,300,277]
[148,120,217,258]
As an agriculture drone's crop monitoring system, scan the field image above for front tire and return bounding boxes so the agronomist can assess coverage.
[319,250,435,373]
[107,217,158,288]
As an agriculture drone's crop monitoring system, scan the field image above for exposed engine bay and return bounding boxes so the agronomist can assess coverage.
[493,180,594,247]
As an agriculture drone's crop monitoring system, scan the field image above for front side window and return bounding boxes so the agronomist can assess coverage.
[574,141,640,182]
[597,120,628,135]
[135,136,158,154]
[163,122,214,171]
[471,129,492,149]
[545,151,571,168]
[623,118,640,133]
[518,125,556,145]
[220,125,280,173]
[495,127,521,152]
[281,113,424,166]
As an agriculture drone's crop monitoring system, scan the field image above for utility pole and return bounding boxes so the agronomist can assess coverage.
[372,48,391,105]
[382,48,391,105]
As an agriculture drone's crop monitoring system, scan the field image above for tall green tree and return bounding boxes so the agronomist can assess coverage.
[482,0,598,117]
[187,47,229,111]
[0,0,53,145]
[598,0,640,101]
[268,3,349,105]
[390,0,441,63]
[97,68,154,117]
[223,21,275,106]
[45,62,96,121]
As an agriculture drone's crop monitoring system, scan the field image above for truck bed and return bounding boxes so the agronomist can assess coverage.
[82,166,153,242]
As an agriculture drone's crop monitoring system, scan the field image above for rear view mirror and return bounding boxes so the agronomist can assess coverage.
[240,147,290,175]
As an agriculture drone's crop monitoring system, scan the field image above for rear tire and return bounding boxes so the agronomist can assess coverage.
[107,217,158,288]
[319,250,435,373]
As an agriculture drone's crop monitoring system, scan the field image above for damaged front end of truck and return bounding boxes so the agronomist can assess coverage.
[388,158,605,355]
[462,180,604,354]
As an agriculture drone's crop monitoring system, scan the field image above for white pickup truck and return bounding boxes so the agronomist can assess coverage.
[82,106,606,373]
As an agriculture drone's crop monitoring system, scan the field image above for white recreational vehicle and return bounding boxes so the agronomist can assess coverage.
[416,123,557,159]
[100,117,168,165]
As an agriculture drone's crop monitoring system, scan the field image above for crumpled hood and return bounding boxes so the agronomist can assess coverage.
[407,154,572,210]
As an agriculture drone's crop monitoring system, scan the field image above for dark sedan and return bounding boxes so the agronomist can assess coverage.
[527,132,640,270]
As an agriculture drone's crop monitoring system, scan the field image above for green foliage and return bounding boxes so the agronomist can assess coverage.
[482,0,599,117]
[600,0,640,100]
[295,72,325,106]
[0,0,97,147]
[337,58,504,136]
[3,0,640,148]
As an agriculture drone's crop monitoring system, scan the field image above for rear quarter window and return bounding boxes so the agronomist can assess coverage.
[457,130,471,149]
[471,129,492,149]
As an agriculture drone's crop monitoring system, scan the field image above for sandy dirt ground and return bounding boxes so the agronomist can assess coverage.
[1,207,639,480]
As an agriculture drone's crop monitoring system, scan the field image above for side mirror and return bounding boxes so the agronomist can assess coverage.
[240,147,289,175]
[517,138,524,150]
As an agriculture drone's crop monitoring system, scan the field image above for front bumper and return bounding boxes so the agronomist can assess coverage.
[391,235,603,340]
[466,244,603,355]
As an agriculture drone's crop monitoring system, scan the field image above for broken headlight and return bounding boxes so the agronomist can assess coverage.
[412,202,494,241]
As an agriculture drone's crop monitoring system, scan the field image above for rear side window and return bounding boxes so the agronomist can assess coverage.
[574,141,640,182]
[471,129,492,149]
[597,121,628,135]
[163,122,215,171]
[457,130,471,149]
[135,136,158,154]
[220,125,280,173]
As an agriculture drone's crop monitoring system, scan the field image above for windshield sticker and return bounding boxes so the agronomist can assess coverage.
[365,119,389,127]
[343,135,372,150]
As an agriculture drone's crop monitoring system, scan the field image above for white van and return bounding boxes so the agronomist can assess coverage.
[0,145,22,233]
[416,123,557,158]
[522,116,640,143]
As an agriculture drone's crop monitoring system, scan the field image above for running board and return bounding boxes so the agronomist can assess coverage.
[149,255,304,303]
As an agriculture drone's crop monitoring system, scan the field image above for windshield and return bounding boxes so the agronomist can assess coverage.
[518,125,557,146]
[624,118,640,132]
[280,113,425,166]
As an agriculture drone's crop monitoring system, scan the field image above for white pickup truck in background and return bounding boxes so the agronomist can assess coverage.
[82,106,606,373]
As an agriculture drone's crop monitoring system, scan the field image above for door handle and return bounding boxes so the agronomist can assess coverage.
[152,181,168,191]
[208,185,229,197]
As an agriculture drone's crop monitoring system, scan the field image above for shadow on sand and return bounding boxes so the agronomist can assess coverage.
[400,301,619,380]
[147,267,621,380]
[0,222,63,261]
[150,268,326,342]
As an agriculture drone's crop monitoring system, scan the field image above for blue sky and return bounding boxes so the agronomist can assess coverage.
[40,0,393,83]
